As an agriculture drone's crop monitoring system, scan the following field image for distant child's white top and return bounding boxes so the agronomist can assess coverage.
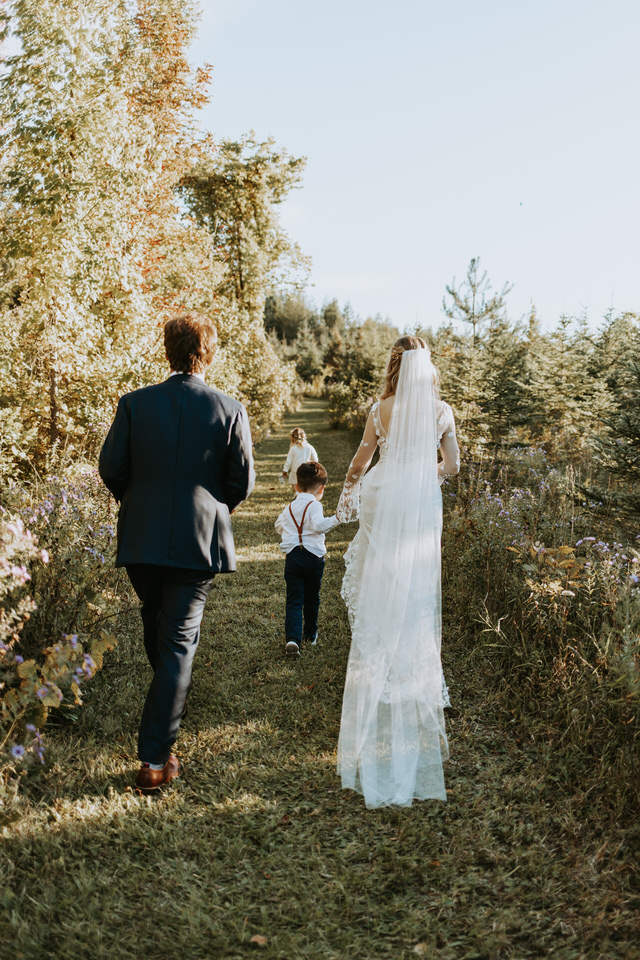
[275,492,340,558]
[282,441,319,485]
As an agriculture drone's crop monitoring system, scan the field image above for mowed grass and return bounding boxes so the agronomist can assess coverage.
[1,398,639,960]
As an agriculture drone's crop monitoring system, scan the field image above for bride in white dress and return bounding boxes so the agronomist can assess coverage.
[335,337,460,808]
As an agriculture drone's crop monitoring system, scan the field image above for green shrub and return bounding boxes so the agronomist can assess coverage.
[8,466,126,650]
[443,446,640,807]
[0,466,123,821]
[327,379,377,430]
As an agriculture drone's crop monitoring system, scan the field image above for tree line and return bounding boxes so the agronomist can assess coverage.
[266,259,640,516]
[1,2,638,519]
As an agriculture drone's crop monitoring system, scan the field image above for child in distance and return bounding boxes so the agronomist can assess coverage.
[281,428,318,491]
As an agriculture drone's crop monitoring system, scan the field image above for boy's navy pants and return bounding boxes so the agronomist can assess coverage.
[284,545,325,644]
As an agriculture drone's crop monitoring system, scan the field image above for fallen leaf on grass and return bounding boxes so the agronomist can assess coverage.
[413,945,428,957]
[250,935,268,947]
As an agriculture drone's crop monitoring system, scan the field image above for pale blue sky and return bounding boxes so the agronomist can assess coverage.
[191,0,640,330]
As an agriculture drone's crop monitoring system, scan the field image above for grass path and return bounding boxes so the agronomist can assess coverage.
[1,398,638,960]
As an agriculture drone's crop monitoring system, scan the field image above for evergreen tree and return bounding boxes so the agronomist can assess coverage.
[321,299,346,336]
[478,316,530,445]
[420,323,465,416]
[442,258,513,441]
[587,311,640,434]
[443,257,513,347]
[518,303,551,439]
[583,316,640,515]
[531,315,592,446]
[264,292,318,343]
[292,320,324,383]
[322,328,346,384]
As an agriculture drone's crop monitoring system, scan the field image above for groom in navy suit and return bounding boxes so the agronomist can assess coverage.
[99,313,255,792]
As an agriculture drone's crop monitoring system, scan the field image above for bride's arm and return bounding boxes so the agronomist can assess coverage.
[336,410,378,521]
[345,410,378,484]
[438,411,460,479]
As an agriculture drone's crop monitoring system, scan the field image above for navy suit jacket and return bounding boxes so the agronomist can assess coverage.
[99,375,255,573]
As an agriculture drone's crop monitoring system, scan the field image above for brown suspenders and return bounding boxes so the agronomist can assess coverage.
[289,501,312,545]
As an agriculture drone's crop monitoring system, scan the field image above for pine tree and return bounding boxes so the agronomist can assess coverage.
[443,257,513,348]
[583,315,640,515]
[478,316,530,445]
[292,321,324,383]
[264,292,317,343]
[528,315,588,447]
[442,258,513,442]
[321,299,346,336]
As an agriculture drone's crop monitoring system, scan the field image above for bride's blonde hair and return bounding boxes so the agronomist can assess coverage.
[380,336,438,399]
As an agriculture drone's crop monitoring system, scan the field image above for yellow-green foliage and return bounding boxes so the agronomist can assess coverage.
[0,1,298,467]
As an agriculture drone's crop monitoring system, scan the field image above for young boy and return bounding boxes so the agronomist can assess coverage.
[275,461,340,655]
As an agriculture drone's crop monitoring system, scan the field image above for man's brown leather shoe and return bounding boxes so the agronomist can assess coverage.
[135,756,180,795]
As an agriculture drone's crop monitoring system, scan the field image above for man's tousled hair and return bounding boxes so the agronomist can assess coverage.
[164,312,218,375]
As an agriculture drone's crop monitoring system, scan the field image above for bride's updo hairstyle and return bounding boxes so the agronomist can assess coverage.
[381,335,435,399]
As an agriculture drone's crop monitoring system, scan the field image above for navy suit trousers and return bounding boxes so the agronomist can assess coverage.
[284,546,325,644]
[126,564,214,765]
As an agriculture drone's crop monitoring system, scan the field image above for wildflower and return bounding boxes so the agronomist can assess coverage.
[14,655,24,664]
[631,575,639,586]
[36,685,48,699]
[41,549,49,563]
[10,564,30,583]
[11,744,26,759]
[25,724,36,732]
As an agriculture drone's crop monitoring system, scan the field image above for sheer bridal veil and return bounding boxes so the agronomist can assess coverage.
[337,347,448,807]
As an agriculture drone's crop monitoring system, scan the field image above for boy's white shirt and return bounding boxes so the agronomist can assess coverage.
[275,492,340,557]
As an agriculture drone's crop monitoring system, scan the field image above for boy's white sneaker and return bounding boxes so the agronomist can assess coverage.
[285,640,300,656]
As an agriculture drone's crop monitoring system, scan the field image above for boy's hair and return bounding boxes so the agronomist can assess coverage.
[290,427,306,446]
[296,461,328,492]
[164,312,218,374]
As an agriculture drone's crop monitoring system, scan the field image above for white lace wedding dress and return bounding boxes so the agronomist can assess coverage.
[335,350,459,808]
